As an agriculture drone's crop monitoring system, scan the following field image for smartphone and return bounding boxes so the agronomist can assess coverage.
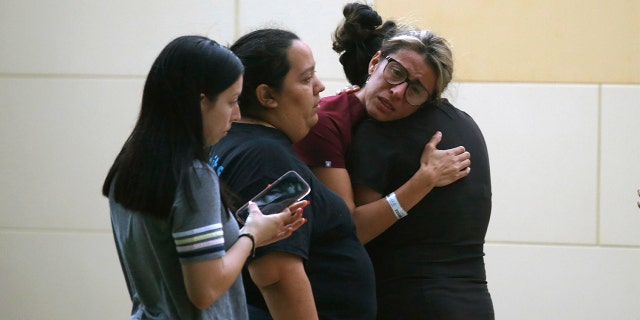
[235,171,311,225]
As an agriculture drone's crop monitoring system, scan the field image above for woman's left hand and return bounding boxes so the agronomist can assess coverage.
[241,200,308,247]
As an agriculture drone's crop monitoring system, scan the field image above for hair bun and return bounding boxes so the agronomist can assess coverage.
[343,3,382,30]
[333,3,397,86]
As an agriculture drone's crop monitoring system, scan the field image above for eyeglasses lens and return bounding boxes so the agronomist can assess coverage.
[383,59,429,106]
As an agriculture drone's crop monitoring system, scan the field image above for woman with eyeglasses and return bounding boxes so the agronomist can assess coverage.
[294,3,471,244]
[294,3,494,319]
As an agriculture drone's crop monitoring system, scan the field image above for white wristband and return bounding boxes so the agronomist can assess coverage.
[385,192,408,219]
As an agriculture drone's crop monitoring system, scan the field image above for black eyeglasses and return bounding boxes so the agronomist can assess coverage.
[382,55,431,106]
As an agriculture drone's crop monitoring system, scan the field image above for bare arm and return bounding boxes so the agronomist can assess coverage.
[311,167,354,212]
[351,165,438,243]
[181,201,307,310]
[314,132,470,244]
[249,252,318,320]
[182,237,257,309]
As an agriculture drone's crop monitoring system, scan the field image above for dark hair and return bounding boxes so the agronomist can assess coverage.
[102,35,244,219]
[332,2,397,86]
[230,29,299,118]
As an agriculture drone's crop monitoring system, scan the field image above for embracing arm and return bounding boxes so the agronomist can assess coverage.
[311,167,355,212]
[352,164,439,243]
[315,131,470,244]
[316,164,441,244]
[248,252,318,320]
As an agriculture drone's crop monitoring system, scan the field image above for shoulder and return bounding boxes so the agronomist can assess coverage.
[434,99,474,121]
[320,92,349,107]
[181,161,215,181]
[191,160,215,173]
[215,128,303,181]
[180,161,219,193]
[316,94,366,129]
[319,93,361,114]
[215,125,293,162]
[239,136,295,165]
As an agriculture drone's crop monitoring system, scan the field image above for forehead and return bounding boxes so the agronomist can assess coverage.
[286,40,315,74]
[387,48,436,91]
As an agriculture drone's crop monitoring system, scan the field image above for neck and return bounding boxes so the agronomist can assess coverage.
[236,116,275,128]
[354,86,366,104]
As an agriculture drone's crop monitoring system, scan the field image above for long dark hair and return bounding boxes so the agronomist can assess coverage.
[230,29,299,118]
[102,35,244,219]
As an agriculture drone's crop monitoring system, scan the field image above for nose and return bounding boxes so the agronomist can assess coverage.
[231,103,241,121]
[389,81,408,101]
[314,76,326,95]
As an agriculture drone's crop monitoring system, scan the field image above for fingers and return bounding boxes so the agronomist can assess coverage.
[459,157,471,170]
[285,214,307,232]
[254,206,308,247]
[428,131,442,147]
[244,201,263,224]
[273,212,307,240]
[444,149,471,171]
[287,200,310,213]
[445,146,470,166]
[286,206,304,221]
[423,131,442,154]
[426,131,468,155]
[275,204,307,227]
[247,201,261,214]
[447,146,468,157]
[284,207,306,229]
[336,84,360,94]
[456,150,471,162]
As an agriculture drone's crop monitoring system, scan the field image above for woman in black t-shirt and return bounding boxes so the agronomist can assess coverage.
[350,101,494,320]
[319,3,494,319]
[209,28,376,320]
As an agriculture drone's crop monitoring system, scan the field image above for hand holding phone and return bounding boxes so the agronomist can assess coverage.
[235,171,311,225]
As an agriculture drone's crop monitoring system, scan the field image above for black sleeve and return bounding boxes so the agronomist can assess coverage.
[220,140,311,261]
[348,119,403,195]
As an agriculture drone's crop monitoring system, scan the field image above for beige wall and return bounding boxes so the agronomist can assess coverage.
[1,0,639,319]
[377,0,640,83]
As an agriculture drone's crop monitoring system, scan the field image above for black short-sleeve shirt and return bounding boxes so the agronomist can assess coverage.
[210,123,376,320]
[349,99,492,275]
[348,99,494,319]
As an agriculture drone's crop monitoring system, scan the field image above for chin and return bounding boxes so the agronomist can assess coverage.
[367,109,384,122]
[309,114,319,126]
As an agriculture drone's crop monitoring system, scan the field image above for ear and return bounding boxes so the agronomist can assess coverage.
[368,50,383,74]
[199,93,209,111]
[255,84,278,109]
